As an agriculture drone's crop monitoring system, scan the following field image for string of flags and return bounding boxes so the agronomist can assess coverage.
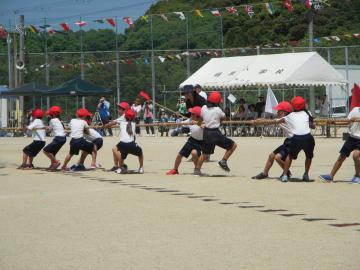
[0,0,332,36]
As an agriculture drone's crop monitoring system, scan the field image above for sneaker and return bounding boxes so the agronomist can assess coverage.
[61,167,70,172]
[138,167,144,174]
[193,168,201,176]
[218,160,230,172]
[24,164,34,170]
[351,176,360,184]
[319,174,333,183]
[252,172,268,180]
[166,169,179,175]
[90,164,97,169]
[50,160,61,171]
[70,164,77,170]
[302,172,310,182]
[279,170,292,180]
[17,164,27,170]
[280,174,289,182]
[71,164,86,172]
[115,168,122,174]
[95,163,102,168]
[109,166,119,172]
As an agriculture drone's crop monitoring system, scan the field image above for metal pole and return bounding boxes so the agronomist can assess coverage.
[220,15,225,56]
[308,8,315,114]
[150,15,156,117]
[13,12,20,126]
[327,48,331,64]
[186,14,190,77]
[79,17,85,108]
[44,17,50,109]
[7,32,13,88]
[345,46,350,114]
[115,16,121,104]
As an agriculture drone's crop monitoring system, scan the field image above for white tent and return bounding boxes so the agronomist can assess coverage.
[180,52,347,89]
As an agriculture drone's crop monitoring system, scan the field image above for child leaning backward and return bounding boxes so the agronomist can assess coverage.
[252,101,293,180]
[194,91,237,176]
[167,106,203,175]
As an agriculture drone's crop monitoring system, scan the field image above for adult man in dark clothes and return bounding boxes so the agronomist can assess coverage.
[255,95,265,118]
[182,84,207,118]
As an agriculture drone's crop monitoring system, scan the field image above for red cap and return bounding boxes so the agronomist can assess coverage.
[46,106,62,116]
[32,108,44,118]
[207,91,223,104]
[273,101,293,113]
[125,109,136,121]
[188,106,202,117]
[291,96,306,111]
[118,101,130,110]
[76,108,92,118]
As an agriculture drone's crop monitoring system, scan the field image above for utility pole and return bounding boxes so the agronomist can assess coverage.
[308,8,315,114]
[186,15,190,78]
[150,15,156,117]
[115,16,121,105]
[18,14,25,121]
[44,17,50,109]
[79,17,85,108]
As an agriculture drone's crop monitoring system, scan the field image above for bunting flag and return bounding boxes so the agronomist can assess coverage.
[59,22,70,32]
[174,12,186,20]
[75,21,87,27]
[158,56,166,62]
[330,36,340,41]
[284,0,294,12]
[265,3,275,15]
[166,55,174,60]
[305,0,313,9]
[211,9,221,17]
[141,15,149,22]
[139,90,151,101]
[47,28,56,35]
[244,5,255,18]
[194,10,203,17]
[160,14,169,21]
[93,19,104,23]
[351,83,360,110]
[126,58,133,65]
[28,24,39,33]
[106,18,116,27]
[226,7,238,15]
[313,38,321,43]
[265,86,278,114]
[144,58,149,64]
[354,33,360,38]
[0,25,7,38]
[175,54,182,60]
[123,17,135,29]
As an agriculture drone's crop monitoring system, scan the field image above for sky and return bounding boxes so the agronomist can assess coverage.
[0,0,157,32]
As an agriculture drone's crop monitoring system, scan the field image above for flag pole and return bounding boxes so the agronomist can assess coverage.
[115,16,121,106]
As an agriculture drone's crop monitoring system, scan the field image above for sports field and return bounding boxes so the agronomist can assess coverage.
[0,136,359,270]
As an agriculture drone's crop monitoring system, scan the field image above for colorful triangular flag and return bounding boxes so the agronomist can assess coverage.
[123,17,135,29]
[28,24,39,33]
[350,83,360,110]
[160,14,169,21]
[244,5,255,18]
[211,9,221,17]
[330,36,340,41]
[75,21,87,27]
[265,3,275,15]
[226,7,238,15]
[59,22,70,32]
[305,0,313,9]
[141,15,149,22]
[93,19,104,23]
[158,56,166,63]
[0,24,7,38]
[284,0,294,12]
[194,10,203,17]
[173,12,186,20]
[106,18,116,27]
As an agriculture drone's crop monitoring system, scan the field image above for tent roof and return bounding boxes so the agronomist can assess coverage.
[0,82,51,96]
[180,52,347,89]
[47,78,113,96]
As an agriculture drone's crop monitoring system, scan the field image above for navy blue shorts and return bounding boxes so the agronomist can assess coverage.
[202,128,234,155]
[116,141,143,160]
[340,136,360,157]
[179,137,202,158]
[273,138,291,161]
[70,138,94,155]
[92,138,103,151]
[43,136,66,155]
[288,134,315,160]
[23,140,46,157]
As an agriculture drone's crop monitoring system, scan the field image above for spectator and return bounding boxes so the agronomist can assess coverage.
[158,109,169,137]
[131,98,142,135]
[234,105,246,120]
[176,96,188,116]
[255,95,265,118]
[142,100,155,136]
[97,97,112,136]
[238,98,248,115]
[194,84,207,100]
[181,85,207,117]
[246,104,257,120]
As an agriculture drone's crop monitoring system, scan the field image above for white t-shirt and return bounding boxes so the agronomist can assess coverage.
[348,107,360,139]
[283,111,311,136]
[119,121,136,143]
[69,118,89,139]
[201,105,225,129]
[114,115,126,124]
[84,128,102,142]
[49,118,66,137]
[27,118,46,141]
[184,119,203,141]
[279,123,293,138]
[199,91,207,100]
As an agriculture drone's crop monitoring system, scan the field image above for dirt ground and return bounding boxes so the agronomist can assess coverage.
[0,136,359,270]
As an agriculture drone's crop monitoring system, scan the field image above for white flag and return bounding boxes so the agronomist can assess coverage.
[265,86,278,114]
[227,94,237,104]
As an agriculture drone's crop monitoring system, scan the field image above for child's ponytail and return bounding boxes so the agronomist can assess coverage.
[126,121,133,136]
